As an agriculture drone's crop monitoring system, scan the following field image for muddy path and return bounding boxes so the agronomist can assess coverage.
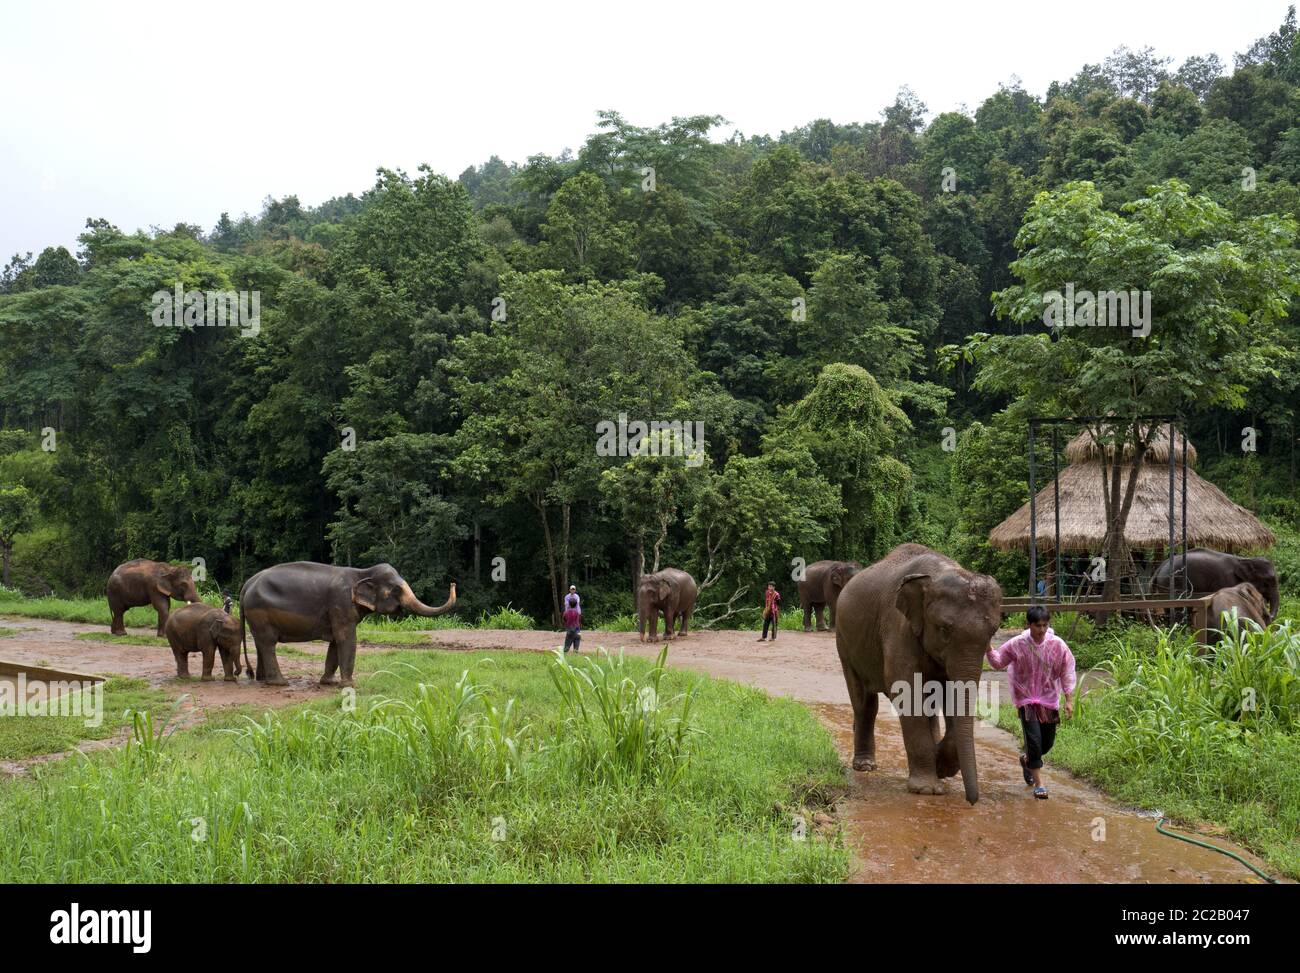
[0,615,1275,882]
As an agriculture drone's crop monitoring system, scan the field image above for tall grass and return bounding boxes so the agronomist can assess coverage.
[548,646,698,788]
[0,649,847,882]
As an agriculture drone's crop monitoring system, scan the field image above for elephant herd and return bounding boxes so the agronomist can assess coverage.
[634,558,864,642]
[104,559,456,687]
[103,544,1278,805]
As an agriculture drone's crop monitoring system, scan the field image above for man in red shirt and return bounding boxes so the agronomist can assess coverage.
[562,601,582,654]
[757,581,781,641]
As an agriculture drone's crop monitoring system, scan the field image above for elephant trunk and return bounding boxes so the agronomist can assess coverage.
[399,581,457,617]
[1266,584,1279,623]
[956,713,978,805]
[950,662,982,805]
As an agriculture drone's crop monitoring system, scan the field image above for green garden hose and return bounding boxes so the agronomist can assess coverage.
[1155,815,1277,883]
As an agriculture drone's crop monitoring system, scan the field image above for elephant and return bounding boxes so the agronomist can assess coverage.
[797,559,863,632]
[106,559,201,636]
[239,562,456,687]
[1208,582,1271,636]
[834,543,1003,805]
[637,568,698,642]
[1152,548,1278,622]
[164,600,242,681]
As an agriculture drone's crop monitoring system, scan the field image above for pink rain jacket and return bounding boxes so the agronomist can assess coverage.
[985,626,1077,710]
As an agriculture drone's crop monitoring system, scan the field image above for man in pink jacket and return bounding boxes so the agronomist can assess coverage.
[985,606,1077,800]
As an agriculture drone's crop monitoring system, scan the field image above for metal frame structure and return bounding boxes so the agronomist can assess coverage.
[1027,415,1188,603]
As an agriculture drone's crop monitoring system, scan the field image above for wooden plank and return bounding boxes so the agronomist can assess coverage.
[1001,598,1210,612]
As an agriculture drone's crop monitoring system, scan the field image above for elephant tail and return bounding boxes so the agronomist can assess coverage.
[241,610,254,680]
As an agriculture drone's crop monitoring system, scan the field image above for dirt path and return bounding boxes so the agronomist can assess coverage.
[0,615,1275,882]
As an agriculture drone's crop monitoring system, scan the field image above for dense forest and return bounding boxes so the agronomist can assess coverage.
[3,10,1300,625]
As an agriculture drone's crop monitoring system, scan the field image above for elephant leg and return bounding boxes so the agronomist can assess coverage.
[647,611,659,642]
[815,604,828,632]
[827,601,837,632]
[802,603,812,632]
[320,641,340,685]
[679,609,691,638]
[935,712,961,779]
[109,598,127,637]
[253,630,288,686]
[221,649,237,682]
[151,595,170,637]
[844,670,877,771]
[899,712,944,795]
[172,647,190,679]
[200,645,216,681]
[337,633,358,688]
[663,609,676,641]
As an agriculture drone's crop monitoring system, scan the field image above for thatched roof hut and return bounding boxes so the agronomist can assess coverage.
[988,427,1275,554]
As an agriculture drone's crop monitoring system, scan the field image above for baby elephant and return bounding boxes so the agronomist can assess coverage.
[164,601,243,681]
[1209,582,1271,635]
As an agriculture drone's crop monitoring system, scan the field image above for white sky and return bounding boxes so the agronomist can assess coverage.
[0,0,1289,260]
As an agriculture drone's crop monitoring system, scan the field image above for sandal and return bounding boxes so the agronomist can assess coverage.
[1033,785,1048,800]
[1019,753,1033,786]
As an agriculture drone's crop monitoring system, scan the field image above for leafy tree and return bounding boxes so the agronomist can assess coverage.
[0,486,37,587]
[770,363,912,560]
[975,180,1300,603]
[685,445,839,624]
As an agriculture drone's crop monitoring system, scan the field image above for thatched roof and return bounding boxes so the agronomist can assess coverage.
[1063,426,1197,466]
[988,428,1274,554]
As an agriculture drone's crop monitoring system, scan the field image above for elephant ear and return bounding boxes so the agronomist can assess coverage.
[895,574,931,639]
[206,615,225,647]
[657,578,672,601]
[353,579,378,611]
[157,577,174,597]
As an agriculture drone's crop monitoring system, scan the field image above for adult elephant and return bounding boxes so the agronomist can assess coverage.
[106,559,200,636]
[637,568,698,642]
[797,559,862,632]
[835,544,1002,805]
[240,562,456,687]
[1152,548,1278,622]
[1208,582,1271,636]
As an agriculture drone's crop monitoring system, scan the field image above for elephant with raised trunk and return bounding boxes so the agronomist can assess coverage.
[106,559,200,636]
[164,601,242,681]
[240,562,456,687]
[1152,548,1278,622]
[797,559,862,632]
[637,568,698,642]
[834,544,1002,805]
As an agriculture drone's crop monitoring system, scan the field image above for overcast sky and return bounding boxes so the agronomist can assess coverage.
[0,0,1289,260]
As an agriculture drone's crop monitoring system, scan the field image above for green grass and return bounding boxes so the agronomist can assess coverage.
[0,596,166,628]
[0,627,17,638]
[0,646,850,882]
[994,621,1300,880]
[0,676,174,761]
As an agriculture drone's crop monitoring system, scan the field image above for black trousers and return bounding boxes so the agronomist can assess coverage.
[761,614,778,639]
[563,628,581,652]
[1018,707,1057,769]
